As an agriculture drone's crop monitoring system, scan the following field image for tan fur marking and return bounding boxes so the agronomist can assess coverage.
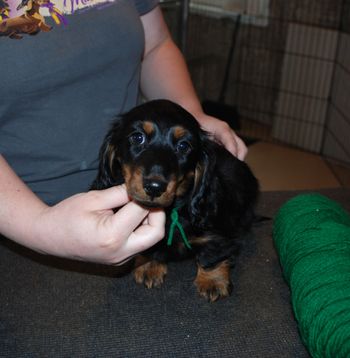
[143,121,154,135]
[156,176,177,207]
[129,167,144,195]
[122,163,178,207]
[194,260,232,302]
[189,235,212,246]
[175,171,195,197]
[194,163,204,191]
[173,126,186,139]
[121,164,133,186]
[122,164,143,197]
[106,144,116,173]
[133,173,177,207]
[134,260,168,288]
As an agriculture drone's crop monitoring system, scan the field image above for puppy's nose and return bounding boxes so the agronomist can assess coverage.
[143,179,167,198]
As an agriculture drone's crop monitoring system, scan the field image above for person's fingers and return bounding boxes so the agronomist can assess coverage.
[218,124,247,160]
[204,120,245,159]
[222,133,239,157]
[109,209,165,265]
[234,135,248,160]
[89,185,131,210]
[145,208,166,230]
[111,200,150,237]
[124,209,166,254]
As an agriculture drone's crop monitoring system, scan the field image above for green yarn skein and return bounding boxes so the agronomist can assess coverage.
[273,193,350,358]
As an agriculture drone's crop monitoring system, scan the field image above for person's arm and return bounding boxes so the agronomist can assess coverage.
[140,6,247,160]
[0,155,165,264]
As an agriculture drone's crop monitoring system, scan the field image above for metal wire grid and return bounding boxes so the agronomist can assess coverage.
[162,1,350,164]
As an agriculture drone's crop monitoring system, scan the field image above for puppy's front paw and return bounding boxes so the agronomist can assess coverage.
[194,261,232,302]
[134,260,168,289]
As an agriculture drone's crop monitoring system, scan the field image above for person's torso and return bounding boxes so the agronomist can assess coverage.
[0,0,156,204]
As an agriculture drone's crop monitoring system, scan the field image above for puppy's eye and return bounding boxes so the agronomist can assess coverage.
[129,132,145,146]
[176,140,192,154]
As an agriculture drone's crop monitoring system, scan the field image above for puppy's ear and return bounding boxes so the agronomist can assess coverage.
[91,124,124,190]
[189,136,218,228]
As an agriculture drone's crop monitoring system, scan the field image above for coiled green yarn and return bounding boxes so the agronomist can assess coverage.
[273,193,350,358]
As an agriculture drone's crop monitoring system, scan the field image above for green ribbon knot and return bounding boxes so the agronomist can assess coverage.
[167,207,192,249]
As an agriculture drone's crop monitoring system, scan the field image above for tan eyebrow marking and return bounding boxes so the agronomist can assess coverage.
[143,121,154,135]
[173,126,186,139]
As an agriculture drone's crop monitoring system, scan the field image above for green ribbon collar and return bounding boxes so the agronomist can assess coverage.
[167,207,192,249]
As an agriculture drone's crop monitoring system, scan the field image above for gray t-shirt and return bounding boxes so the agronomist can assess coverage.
[0,0,158,204]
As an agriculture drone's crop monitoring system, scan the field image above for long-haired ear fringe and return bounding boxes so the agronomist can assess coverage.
[189,137,217,228]
[90,133,117,189]
[90,118,125,190]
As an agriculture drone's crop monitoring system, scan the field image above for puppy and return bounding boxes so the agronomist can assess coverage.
[91,99,259,302]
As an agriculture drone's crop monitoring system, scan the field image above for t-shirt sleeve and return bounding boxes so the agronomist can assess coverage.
[133,0,159,15]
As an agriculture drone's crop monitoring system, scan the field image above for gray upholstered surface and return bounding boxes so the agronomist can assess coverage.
[1,189,349,357]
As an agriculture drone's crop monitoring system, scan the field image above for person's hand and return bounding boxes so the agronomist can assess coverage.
[196,113,248,160]
[32,185,166,265]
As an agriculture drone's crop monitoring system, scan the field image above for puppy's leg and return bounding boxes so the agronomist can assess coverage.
[194,260,232,302]
[134,258,168,289]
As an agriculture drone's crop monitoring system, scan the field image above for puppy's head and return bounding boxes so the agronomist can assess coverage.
[97,100,211,208]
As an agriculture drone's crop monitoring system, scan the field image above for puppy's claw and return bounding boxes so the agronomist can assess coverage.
[196,281,233,302]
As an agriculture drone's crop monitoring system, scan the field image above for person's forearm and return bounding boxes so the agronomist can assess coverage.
[141,5,248,159]
[140,7,203,119]
[0,155,48,249]
[0,155,166,263]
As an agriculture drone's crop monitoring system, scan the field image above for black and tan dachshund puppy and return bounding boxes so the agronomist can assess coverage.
[91,99,259,302]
